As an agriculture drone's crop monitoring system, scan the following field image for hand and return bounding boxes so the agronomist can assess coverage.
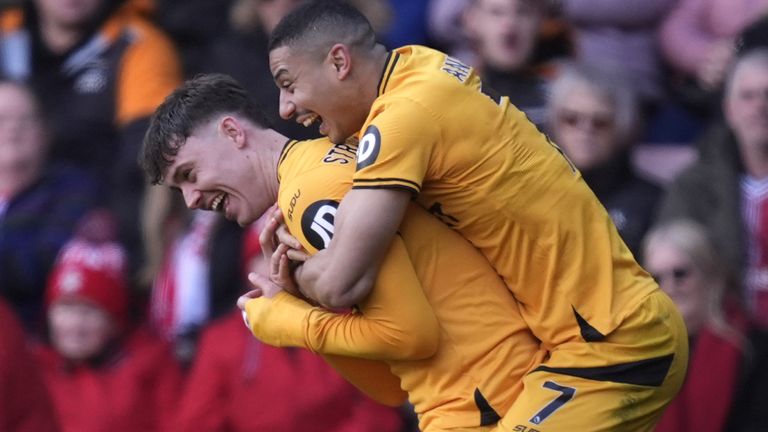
[697,39,735,90]
[237,289,262,311]
[260,206,310,262]
[246,271,284,299]
[269,243,301,297]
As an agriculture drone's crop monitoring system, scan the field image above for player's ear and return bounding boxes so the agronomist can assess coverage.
[328,44,352,80]
[221,116,246,148]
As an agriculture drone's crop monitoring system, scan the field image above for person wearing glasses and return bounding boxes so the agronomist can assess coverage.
[546,63,662,256]
[643,219,751,432]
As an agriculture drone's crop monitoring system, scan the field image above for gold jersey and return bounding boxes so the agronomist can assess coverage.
[245,138,543,431]
[351,45,658,350]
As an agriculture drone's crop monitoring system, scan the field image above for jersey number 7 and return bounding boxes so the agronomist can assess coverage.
[529,381,576,425]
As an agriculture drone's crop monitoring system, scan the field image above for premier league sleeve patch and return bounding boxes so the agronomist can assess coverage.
[301,200,340,251]
[356,125,381,171]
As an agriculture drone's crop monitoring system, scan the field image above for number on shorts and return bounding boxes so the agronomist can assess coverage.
[529,381,576,425]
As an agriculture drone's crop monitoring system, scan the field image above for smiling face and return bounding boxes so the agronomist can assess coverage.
[163,117,276,226]
[269,44,365,144]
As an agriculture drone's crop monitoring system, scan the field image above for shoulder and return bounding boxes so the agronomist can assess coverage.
[0,7,23,33]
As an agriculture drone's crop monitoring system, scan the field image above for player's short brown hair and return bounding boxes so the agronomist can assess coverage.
[140,73,271,185]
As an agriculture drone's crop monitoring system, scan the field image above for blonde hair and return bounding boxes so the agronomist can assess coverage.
[643,219,748,352]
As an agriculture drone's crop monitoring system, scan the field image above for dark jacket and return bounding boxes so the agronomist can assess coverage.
[0,165,99,331]
[657,123,746,285]
[582,150,663,258]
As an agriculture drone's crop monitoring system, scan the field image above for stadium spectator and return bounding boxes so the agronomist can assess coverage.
[643,219,750,432]
[174,220,403,432]
[145,199,246,366]
[36,210,182,432]
[659,0,768,92]
[559,0,674,106]
[462,0,551,125]
[0,80,98,332]
[0,0,183,275]
[547,63,661,256]
[658,48,768,328]
[0,298,58,432]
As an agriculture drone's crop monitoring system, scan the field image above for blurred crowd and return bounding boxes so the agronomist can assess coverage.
[1,0,768,431]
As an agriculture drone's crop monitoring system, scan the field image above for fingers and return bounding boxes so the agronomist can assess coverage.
[259,214,281,257]
[270,244,289,279]
[286,248,310,261]
[271,206,284,223]
[275,223,303,251]
[237,288,262,310]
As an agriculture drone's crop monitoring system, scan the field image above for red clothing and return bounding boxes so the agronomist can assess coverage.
[175,311,403,432]
[0,301,58,432]
[36,328,182,432]
[655,309,749,432]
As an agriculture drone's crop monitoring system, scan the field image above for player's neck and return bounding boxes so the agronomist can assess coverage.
[363,43,390,101]
[246,127,287,199]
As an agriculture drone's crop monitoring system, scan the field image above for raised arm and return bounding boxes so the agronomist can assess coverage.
[292,187,412,308]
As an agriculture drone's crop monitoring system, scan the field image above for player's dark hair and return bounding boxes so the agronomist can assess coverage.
[268,0,376,55]
[140,73,271,185]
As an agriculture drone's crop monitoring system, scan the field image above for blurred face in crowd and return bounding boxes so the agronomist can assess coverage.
[725,58,768,155]
[35,0,103,28]
[643,241,708,335]
[0,83,47,197]
[551,83,619,171]
[464,0,542,71]
[164,117,276,226]
[49,300,115,361]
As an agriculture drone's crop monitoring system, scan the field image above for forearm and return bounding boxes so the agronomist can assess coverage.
[245,237,440,360]
[292,188,411,309]
[244,293,437,361]
[294,250,378,309]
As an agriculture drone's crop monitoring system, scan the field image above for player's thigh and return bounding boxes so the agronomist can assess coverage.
[494,371,668,432]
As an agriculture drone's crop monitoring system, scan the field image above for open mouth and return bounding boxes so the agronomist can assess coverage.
[211,193,226,212]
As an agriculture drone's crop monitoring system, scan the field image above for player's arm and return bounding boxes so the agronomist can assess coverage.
[321,354,407,407]
[292,187,412,309]
[243,234,440,360]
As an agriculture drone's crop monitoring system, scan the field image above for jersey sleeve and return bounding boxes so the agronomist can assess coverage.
[243,235,440,361]
[352,98,440,195]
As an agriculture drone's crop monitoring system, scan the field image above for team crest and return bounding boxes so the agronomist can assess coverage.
[301,200,340,250]
[356,125,381,171]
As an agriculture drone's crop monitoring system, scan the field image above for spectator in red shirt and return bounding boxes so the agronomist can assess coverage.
[0,298,58,432]
[35,210,183,432]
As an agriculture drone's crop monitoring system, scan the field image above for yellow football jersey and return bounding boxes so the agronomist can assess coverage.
[352,45,659,350]
[245,138,544,431]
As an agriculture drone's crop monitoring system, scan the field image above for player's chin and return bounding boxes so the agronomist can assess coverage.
[328,131,347,145]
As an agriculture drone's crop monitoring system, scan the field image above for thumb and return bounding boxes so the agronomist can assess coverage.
[248,272,270,289]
